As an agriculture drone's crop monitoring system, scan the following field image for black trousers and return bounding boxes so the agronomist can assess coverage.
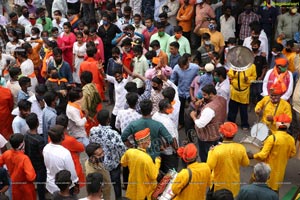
[227,99,249,129]
[179,96,191,126]
[67,1,81,14]
[198,139,219,162]
[160,153,179,174]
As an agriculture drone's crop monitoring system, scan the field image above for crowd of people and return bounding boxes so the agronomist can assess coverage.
[0,0,300,199]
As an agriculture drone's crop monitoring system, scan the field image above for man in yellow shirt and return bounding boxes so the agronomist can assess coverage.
[121,128,161,200]
[227,64,257,130]
[255,83,292,134]
[172,143,211,200]
[282,40,297,73]
[207,122,250,197]
[248,114,296,192]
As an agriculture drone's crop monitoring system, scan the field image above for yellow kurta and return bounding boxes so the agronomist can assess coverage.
[172,162,211,200]
[283,49,297,73]
[254,131,296,191]
[227,64,257,104]
[121,148,161,200]
[207,142,250,197]
[255,96,292,134]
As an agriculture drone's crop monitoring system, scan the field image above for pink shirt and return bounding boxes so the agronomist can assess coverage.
[145,66,173,80]
[195,3,215,28]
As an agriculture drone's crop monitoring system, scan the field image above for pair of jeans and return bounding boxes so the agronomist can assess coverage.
[110,165,122,200]
[35,167,47,200]
[179,96,191,126]
[81,3,95,24]
[227,99,249,129]
[198,139,219,162]
[108,83,115,103]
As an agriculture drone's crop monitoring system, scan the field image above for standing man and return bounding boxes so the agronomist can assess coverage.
[214,67,230,112]
[190,84,227,162]
[166,26,191,56]
[89,110,127,200]
[121,128,161,200]
[172,143,211,200]
[142,16,158,50]
[195,0,215,29]
[42,92,58,143]
[207,122,250,197]
[248,114,296,192]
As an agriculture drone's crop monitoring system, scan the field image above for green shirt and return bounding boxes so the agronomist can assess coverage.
[150,32,170,52]
[37,17,53,34]
[121,118,173,159]
[166,35,191,57]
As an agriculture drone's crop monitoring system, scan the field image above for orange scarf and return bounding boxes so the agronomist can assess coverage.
[70,15,79,26]
[68,101,84,118]
[273,67,288,93]
[48,78,68,85]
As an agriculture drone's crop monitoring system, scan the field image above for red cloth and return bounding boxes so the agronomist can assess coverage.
[274,114,292,123]
[219,122,238,138]
[58,32,77,71]
[135,128,150,141]
[270,82,283,95]
[0,87,14,139]
[87,36,105,62]
[0,150,36,200]
[80,57,105,101]
[275,58,288,66]
[61,133,85,188]
[177,143,197,163]
[267,69,290,95]
[142,27,158,50]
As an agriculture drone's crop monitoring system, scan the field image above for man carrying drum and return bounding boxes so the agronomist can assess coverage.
[248,114,296,193]
[255,82,292,134]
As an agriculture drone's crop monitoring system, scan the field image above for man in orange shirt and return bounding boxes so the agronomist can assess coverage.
[80,46,106,101]
[177,0,194,40]
[0,85,14,139]
[0,134,37,200]
[56,114,85,188]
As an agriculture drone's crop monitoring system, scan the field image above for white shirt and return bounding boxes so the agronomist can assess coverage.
[115,108,141,132]
[43,143,79,194]
[18,15,31,27]
[0,134,7,155]
[243,30,269,61]
[66,103,87,138]
[12,115,29,135]
[20,59,38,93]
[106,75,131,115]
[6,40,24,55]
[52,18,68,34]
[6,80,21,108]
[28,95,44,134]
[133,24,146,34]
[25,24,43,36]
[215,78,230,113]
[262,69,293,101]
[166,80,180,127]
[195,107,215,128]
[0,53,16,80]
[220,15,235,42]
[152,112,178,155]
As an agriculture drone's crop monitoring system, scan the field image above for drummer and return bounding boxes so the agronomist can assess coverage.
[206,122,250,197]
[255,82,292,134]
[247,114,296,193]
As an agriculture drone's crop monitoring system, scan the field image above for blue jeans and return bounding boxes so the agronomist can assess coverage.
[110,165,121,200]
[76,137,89,147]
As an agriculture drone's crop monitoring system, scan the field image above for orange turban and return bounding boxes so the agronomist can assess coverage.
[135,128,150,141]
[177,143,197,163]
[152,57,160,65]
[269,83,283,95]
[275,58,288,66]
[274,114,291,123]
[219,122,238,138]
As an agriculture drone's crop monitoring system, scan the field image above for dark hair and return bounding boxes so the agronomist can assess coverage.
[45,40,58,49]
[210,189,234,200]
[152,76,163,85]
[126,24,135,31]
[86,173,103,195]
[112,47,120,54]
[8,29,18,38]
[96,109,110,125]
[53,10,62,16]
[53,47,62,56]
[63,22,72,30]
[31,27,40,35]
[86,41,96,49]
[9,134,24,149]
[76,31,83,37]
[212,52,220,60]
[121,38,133,47]
[18,99,32,110]
[144,15,153,21]
[145,50,157,60]
[86,46,97,57]
[102,12,111,21]
[174,26,183,32]
[23,42,32,52]
[80,71,93,84]
[26,113,39,129]
[85,143,101,157]
[114,68,123,76]
[140,99,153,116]
[124,5,132,12]
[36,7,45,15]
[214,67,227,79]
[68,87,82,102]
[133,14,142,19]
[43,92,57,107]
[18,76,31,87]
[286,40,295,47]
[202,33,211,40]
[35,84,46,95]
[158,99,170,112]
[56,114,69,128]
[201,84,217,95]
[15,47,27,59]
[178,56,189,68]
[227,37,236,45]
[162,87,175,102]
[126,92,139,108]
[89,27,97,34]
[133,45,143,54]
[55,170,72,191]
[51,27,59,33]
[125,82,137,93]
[158,12,168,19]
[9,67,21,78]
[9,12,18,19]
[169,41,179,49]
[150,40,160,48]
[156,22,165,29]
[272,43,283,52]
[251,39,261,47]
[48,125,65,143]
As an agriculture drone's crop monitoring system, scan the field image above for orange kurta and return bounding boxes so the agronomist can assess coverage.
[79,57,105,100]
[61,133,85,188]
[0,86,14,139]
[0,150,36,200]
[41,51,54,78]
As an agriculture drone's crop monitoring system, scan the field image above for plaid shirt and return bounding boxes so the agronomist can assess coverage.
[238,11,259,40]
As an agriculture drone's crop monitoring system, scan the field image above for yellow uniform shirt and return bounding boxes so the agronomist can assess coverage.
[283,49,297,73]
[121,148,161,200]
[198,28,225,53]
[172,162,211,200]
[255,96,292,134]
[207,142,250,197]
[227,64,257,104]
[254,131,296,191]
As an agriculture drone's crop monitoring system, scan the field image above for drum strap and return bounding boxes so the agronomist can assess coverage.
[181,168,192,192]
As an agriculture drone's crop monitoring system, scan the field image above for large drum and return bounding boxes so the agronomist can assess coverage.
[250,123,269,141]
[240,136,263,166]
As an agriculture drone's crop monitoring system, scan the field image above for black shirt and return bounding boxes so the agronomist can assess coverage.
[97,23,122,47]
[24,132,46,171]
[254,55,267,79]
[0,167,9,190]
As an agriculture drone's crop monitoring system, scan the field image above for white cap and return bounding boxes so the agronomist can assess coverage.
[196,0,203,4]
[205,63,215,72]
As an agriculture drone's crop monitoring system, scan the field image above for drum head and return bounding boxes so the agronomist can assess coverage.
[226,46,254,72]
[251,123,269,141]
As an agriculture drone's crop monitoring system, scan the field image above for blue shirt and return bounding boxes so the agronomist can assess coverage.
[171,63,199,98]
[42,106,57,143]
[106,58,123,76]
[47,61,73,83]
[197,73,214,98]
[169,54,181,69]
